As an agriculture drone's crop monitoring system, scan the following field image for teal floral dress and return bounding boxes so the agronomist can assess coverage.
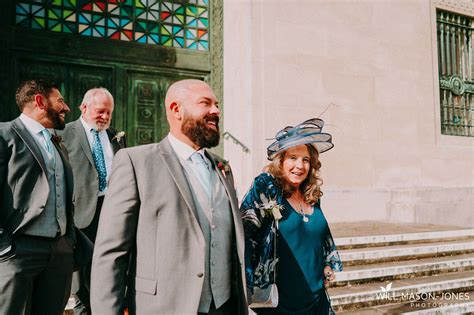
[240,173,342,314]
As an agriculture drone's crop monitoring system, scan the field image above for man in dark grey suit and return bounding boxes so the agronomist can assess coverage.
[60,87,126,315]
[91,79,247,315]
[0,79,75,315]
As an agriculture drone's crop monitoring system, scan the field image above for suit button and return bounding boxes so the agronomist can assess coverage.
[197,272,204,278]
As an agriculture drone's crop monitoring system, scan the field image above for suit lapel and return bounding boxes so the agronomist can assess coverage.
[107,129,121,154]
[51,136,74,202]
[11,118,47,174]
[159,139,200,222]
[205,151,238,208]
[73,119,95,165]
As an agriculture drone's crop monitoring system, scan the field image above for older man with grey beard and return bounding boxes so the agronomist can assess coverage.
[60,87,126,315]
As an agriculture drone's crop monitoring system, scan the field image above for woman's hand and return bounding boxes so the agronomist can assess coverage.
[323,265,335,288]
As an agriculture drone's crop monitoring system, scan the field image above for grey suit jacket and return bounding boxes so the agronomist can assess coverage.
[90,138,247,315]
[0,118,75,248]
[60,118,125,229]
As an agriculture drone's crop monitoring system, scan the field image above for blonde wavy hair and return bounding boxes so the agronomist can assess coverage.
[264,144,323,205]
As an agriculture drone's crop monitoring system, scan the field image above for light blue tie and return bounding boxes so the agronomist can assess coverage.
[91,129,107,192]
[191,152,211,198]
[41,129,54,161]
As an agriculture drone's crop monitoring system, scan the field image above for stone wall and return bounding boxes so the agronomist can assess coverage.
[223,0,473,227]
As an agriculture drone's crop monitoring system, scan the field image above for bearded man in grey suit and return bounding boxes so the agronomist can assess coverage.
[60,87,126,315]
[0,79,75,315]
[91,79,247,315]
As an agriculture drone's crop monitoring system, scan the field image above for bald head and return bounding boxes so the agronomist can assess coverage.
[165,80,210,110]
[164,79,220,150]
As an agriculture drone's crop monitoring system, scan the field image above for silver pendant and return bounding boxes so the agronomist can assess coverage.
[303,216,309,223]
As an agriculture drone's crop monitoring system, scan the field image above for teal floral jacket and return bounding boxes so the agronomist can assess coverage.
[240,173,343,293]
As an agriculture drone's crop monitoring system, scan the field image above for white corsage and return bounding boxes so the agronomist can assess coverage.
[112,131,125,142]
[256,194,283,221]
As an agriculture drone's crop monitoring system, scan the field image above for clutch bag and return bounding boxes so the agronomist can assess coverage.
[249,283,279,308]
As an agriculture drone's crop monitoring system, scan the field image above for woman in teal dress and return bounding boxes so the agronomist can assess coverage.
[240,118,342,315]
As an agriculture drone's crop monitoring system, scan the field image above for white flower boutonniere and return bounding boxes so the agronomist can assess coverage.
[257,194,283,221]
[112,131,125,142]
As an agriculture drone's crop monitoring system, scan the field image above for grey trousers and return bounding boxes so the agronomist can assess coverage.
[0,234,74,315]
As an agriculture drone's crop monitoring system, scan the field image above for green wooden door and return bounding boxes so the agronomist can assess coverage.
[1,0,223,146]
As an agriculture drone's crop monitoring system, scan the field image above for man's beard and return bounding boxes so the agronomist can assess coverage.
[46,106,66,130]
[91,120,110,132]
[181,114,220,149]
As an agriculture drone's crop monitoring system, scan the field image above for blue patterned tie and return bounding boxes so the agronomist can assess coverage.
[41,129,55,161]
[91,129,107,192]
[191,152,211,199]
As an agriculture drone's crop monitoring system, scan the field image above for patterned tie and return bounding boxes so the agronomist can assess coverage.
[191,151,211,198]
[41,129,55,161]
[91,129,107,192]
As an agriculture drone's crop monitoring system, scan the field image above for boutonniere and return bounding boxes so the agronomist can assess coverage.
[257,194,283,221]
[51,134,62,144]
[217,160,230,177]
[112,131,125,142]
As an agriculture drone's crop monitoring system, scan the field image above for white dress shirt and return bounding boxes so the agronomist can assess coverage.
[80,117,114,196]
[19,113,54,160]
[167,133,210,181]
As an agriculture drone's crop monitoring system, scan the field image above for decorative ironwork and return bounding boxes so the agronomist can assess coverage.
[15,0,209,50]
[437,10,473,137]
[439,75,474,96]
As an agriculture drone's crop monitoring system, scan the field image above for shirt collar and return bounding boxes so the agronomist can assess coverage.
[167,133,205,161]
[80,116,95,133]
[19,113,48,134]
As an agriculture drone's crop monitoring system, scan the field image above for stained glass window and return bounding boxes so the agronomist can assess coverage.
[15,0,209,50]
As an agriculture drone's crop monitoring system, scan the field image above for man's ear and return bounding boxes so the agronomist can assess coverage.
[169,101,182,120]
[80,103,87,115]
[34,94,47,110]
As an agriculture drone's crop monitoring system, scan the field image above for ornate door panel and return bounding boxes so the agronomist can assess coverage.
[15,55,113,122]
[127,71,206,146]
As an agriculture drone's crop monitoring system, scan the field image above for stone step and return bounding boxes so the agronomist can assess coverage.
[335,253,474,284]
[400,301,474,315]
[337,300,474,314]
[328,270,474,311]
[334,229,474,248]
[337,290,474,314]
[340,240,474,265]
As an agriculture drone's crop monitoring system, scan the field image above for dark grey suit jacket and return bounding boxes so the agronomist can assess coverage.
[60,118,125,229]
[0,117,75,252]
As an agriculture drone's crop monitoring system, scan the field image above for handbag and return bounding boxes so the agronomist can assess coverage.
[249,221,279,308]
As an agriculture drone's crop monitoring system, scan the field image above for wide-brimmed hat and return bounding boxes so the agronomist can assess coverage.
[267,118,334,160]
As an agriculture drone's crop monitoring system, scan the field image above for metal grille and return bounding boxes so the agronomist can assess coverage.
[437,10,474,137]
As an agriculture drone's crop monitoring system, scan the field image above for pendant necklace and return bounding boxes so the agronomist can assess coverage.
[301,204,309,223]
[296,199,309,223]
